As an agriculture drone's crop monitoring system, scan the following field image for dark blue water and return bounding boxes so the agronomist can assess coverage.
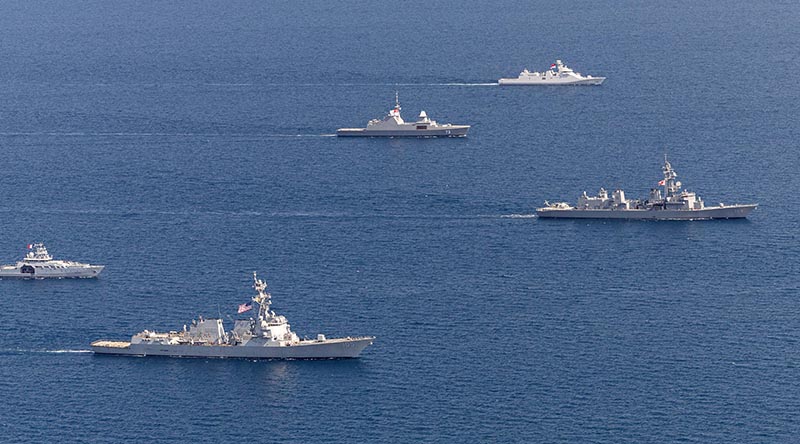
[1,0,799,442]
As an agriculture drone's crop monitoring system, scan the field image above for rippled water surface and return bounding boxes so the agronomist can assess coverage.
[1,0,798,442]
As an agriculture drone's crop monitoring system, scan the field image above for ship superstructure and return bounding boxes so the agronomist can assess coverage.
[537,157,757,220]
[337,93,470,137]
[0,243,104,279]
[91,272,374,359]
[499,60,605,85]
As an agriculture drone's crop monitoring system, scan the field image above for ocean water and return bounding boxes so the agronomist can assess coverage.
[1,0,799,442]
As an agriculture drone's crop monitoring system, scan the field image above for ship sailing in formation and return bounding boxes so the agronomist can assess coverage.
[0,243,104,279]
[536,157,757,220]
[92,272,374,359]
[499,60,605,85]
[337,93,470,137]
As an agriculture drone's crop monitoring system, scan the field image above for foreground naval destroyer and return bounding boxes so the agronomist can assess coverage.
[337,93,470,137]
[0,243,104,279]
[499,60,605,85]
[537,157,757,220]
[92,272,374,359]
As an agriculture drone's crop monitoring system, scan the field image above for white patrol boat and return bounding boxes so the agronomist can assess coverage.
[0,243,104,279]
[337,93,470,137]
[537,157,757,220]
[91,272,374,359]
[499,60,605,85]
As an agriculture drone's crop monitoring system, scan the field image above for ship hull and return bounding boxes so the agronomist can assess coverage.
[498,77,605,85]
[91,337,374,359]
[336,126,469,137]
[536,205,756,220]
[0,265,104,279]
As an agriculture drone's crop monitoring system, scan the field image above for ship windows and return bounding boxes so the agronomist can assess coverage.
[416,126,427,130]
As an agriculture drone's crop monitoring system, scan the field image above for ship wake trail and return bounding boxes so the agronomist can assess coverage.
[500,214,537,219]
[255,82,498,87]
[45,349,93,354]
[393,82,499,86]
[262,134,337,138]
[0,207,541,221]
[0,132,338,138]
[0,349,92,355]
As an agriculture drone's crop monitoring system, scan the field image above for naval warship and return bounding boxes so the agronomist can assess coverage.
[499,60,605,85]
[337,93,470,137]
[91,272,374,359]
[0,243,104,279]
[537,157,757,220]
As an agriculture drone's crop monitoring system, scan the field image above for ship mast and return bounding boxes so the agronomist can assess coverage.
[27,243,53,261]
[388,91,401,117]
[662,154,679,199]
[252,271,272,321]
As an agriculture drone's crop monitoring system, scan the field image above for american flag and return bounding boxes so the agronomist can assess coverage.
[238,303,252,314]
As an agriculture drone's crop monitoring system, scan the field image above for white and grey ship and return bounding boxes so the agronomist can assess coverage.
[337,93,470,137]
[537,157,757,220]
[499,60,605,85]
[92,272,374,359]
[0,243,104,279]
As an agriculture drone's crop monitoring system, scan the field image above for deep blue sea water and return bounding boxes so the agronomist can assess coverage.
[1,0,799,442]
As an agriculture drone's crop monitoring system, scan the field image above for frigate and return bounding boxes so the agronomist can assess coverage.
[499,60,605,85]
[337,93,470,137]
[0,243,104,279]
[91,272,374,359]
[537,157,757,220]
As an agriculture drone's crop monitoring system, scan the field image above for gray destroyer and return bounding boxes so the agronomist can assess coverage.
[0,243,104,279]
[92,272,374,359]
[537,157,757,220]
[337,93,470,137]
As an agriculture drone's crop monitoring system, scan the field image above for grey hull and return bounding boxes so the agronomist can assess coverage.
[91,337,374,359]
[498,77,605,86]
[336,127,469,137]
[0,265,104,279]
[536,205,756,220]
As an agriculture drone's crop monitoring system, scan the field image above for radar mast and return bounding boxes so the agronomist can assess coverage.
[252,271,272,321]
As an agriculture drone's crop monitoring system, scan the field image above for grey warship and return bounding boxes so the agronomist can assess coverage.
[537,157,757,220]
[91,272,374,359]
[337,93,470,137]
[499,60,605,85]
[0,243,104,279]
